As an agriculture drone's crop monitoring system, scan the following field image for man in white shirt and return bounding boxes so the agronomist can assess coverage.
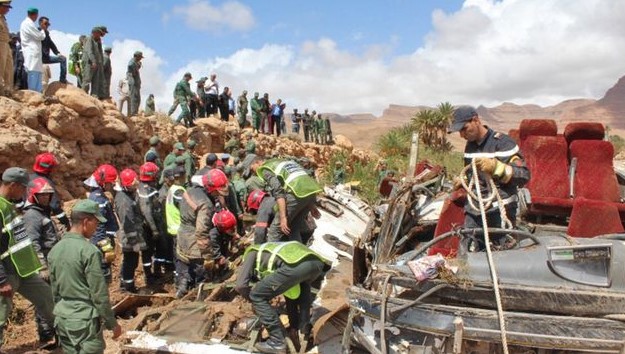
[19,7,44,92]
[117,78,130,116]
[204,73,219,116]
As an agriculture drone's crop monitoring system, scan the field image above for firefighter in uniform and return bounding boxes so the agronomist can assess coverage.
[48,199,122,353]
[448,106,530,246]
[165,166,186,237]
[23,177,58,344]
[84,164,119,283]
[245,157,322,243]
[235,241,330,353]
[29,152,71,230]
[0,168,54,349]
[115,169,150,293]
[246,189,276,245]
[175,169,229,298]
[137,162,171,282]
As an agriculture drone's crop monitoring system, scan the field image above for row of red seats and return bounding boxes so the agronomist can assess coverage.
[429,119,623,256]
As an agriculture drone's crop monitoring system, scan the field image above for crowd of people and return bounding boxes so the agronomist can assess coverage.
[0,129,334,353]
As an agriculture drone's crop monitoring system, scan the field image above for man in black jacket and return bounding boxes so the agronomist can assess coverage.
[38,16,66,84]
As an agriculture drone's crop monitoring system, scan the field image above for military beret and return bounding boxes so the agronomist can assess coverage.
[2,167,29,186]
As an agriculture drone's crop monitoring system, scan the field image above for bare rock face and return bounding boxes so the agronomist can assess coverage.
[333,134,354,152]
[92,115,130,145]
[53,85,104,117]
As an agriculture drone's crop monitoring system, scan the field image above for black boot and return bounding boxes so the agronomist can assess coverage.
[121,280,138,293]
[175,277,189,299]
[143,266,156,285]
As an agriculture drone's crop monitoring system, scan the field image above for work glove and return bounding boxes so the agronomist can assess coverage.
[97,239,116,264]
[475,158,513,183]
[452,176,465,191]
[203,259,215,271]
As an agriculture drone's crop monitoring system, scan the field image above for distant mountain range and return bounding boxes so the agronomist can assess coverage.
[330,75,625,149]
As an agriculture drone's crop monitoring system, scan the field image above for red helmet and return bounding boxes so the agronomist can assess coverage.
[33,153,58,174]
[202,169,229,195]
[93,164,118,186]
[247,189,267,212]
[212,210,237,233]
[28,177,55,203]
[120,169,138,188]
[139,162,159,182]
[215,159,225,171]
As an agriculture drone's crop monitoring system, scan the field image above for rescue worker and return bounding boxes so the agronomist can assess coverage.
[84,164,118,283]
[241,154,266,192]
[260,93,270,133]
[81,27,104,98]
[291,108,301,134]
[127,51,142,116]
[68,35,86,88]
[144,135,163,168]
[235,241,330,353]
[333,160,345,185]
[208,210,239,278]
[163,142,185,171]
[318,114,328,145]
[165,166,186,237]
[29,152,71,230]
[195,77,207,118]
[245,133,256,155]
[175,169,229,298]
[182,139,198,183]
[48,199,122,353]
[325,116,333,144]
[231,165,248,215]
[159,168,174,206]
[250,92,261,133]
[102,46,112,98]
[448,106,530,245]
[137,162,171,281]
[0,167,54,349]
[311,111,320,144]
[196,153,218,176]
[115,169,149,293]
[168,72,197,127]
[247,189,276,244]
[245,156,322,242]
[0,0,14,96]
[22,177,57,345]
[223,166,244,236]
[302,109,311,142]
[237,90,248,128]
[145,93,155,116]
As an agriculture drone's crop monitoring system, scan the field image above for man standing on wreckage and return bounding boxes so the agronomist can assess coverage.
[448,105,530,249]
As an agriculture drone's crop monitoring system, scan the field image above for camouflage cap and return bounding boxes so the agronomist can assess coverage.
[72,199,107,222]
[2,167,29,186]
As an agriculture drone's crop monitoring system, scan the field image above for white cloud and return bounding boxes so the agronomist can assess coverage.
[47,0,625,117]
[171,0,255,33]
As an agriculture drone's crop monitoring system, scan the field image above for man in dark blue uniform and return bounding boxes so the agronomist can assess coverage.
[448,106,530,237]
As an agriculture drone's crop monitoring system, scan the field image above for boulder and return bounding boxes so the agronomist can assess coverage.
[54,86,103,117]
[92,115,130,145]
[333,134,353,152]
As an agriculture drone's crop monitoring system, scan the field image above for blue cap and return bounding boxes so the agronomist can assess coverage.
[448,106,478,133]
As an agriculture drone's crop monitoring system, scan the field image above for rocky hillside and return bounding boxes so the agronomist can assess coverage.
[0,84,369,201]
[330,74,625,149]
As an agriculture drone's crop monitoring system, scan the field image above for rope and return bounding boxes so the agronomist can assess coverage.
[469,159,510,354]
[460,164,513,229]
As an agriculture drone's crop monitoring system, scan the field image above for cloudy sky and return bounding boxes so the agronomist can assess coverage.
[6,0,625,116]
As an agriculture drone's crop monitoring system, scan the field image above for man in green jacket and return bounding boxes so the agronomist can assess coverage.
[237,90,248,129]
[127,51,143,116]
[250,92,262,133]
[81,27,104,98]
[0,168,55,350]
[317,114,327,145]
[48,199,122,353]
[168,72,197,127]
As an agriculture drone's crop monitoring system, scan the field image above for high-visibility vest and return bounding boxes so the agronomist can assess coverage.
[244,241,330,299]
[257,159,322,198]
[0,197,42,277]
[166,185,185,236]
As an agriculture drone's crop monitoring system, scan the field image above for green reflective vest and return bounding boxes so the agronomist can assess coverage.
[0,197,42,277]
[166,185,185,236]
[257,159,322,198]
[244,241,330,300]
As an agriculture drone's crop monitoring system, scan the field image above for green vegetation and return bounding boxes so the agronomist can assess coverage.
[609,134,625,156]
[321,103,464,203]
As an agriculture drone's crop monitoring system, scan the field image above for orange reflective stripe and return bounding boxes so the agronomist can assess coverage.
[255,222,268,228]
